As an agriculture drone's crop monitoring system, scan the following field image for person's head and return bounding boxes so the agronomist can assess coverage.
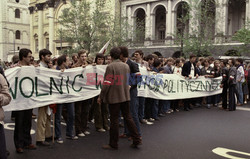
[202,58,209,67]
[134,50,144,61]
[166,58,174,66]
[19,48,32,65]
[153,59,161,68]
[72,53,78,63]
[175,58,182,67]
[105,55,112,65]
[48,60,53,68]
[196,60,201,67]
[236,58,243,66]
[146,54,154,66]
[57,54,69,68]
[119,46,129,62]
[39,49,52,64]
[110,47,121,60]
[214,60,220,68]
[208,56,215,64]
[12,55,19,64]
[78,49,88,62]
[189,54,197,63]
[95,53,105,65]
[228,58,236,67]
[220,59,228,68]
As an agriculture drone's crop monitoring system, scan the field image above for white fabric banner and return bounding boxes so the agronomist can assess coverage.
[137,67,222,100]
[4,65,107,111]
[4,66,222,111]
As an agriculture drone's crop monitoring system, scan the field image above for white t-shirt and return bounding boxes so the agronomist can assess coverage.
[173,66,182,75]
[190,64,195,77]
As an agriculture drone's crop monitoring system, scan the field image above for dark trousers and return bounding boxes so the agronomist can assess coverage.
[248,81,250,100]
[14,109,32,149]
[229,84,236,111]
[183,99,192,110]
[222,85,228,109]
[74,99,90,135]
[0,124,7,159]
[109,101,141,148]
[93,96,109,130]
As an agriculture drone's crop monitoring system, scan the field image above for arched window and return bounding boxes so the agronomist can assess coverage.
[16,0,20,3]
[15,9,20,18]
[16,30,21,39]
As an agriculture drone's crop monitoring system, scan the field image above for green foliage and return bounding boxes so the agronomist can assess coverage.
[232,28,250,44]
[58,0,128,56]
[224,49,241,56]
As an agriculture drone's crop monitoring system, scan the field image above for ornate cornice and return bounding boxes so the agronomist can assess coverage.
[28,6,34,14]
[36,3,46,11]
[47,0,55,8]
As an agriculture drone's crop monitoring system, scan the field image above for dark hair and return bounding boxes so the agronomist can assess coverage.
[119,46,129,58]
[146,54,154,61]
[222,59,228,66]
[175,58,180,65]
[57,54,67,66]
[134,50,144,57]
[94,53,105,64]
[236,58,243,64]
[39,49,52,60]
[153,59,161,68]
[19,48,32,61]
[189,54,196,59]
[229,58,236,66]
[110,47,121,60]
[12,55,19,64]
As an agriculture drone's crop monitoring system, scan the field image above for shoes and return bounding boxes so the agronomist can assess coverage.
[66,135,78,140]
[139,119,147,124]
[158,113,166,117]
[56,138,64,144]
[237,103,243,106]
[195,103,201,107]
[145,121,154,125]
[16,148,24,153]
[119,134,127,138]
[45,136,53,142]
[102,144,118,150]
[214,104,218,107]
[166,110,172,114]
[154,117,160,121]
[83,131,90,135]
[148,118,155,122]
[36,141,50,146]
[188,107,193,110]
[24,144,37,150]
[207,104,211,109]
[77,133,85,137]
[104,127,110,131]
[97,128,106,132]
[244,101,247,104]
[184,108,189,111]
[175,109,180,112]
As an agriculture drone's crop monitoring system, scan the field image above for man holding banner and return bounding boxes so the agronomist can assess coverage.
[14,49,37,153]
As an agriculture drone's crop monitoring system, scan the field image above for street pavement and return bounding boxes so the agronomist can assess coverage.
[3,102,250,159]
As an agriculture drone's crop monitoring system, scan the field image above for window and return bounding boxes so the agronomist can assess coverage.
[160,31,165,40]
[16,30,21,39]
[35,39,39,53]
[16,0,19,3]
[15,9,20,18]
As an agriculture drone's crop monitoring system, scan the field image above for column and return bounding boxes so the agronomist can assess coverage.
[127,6,132,40]
[48,0,55,55]
[36,3,45,51]
[246,0,250,29]
[28,6,34,52]
[151,13,156,40]
[166,0,172,39]
[171,10,176,39]
[145,3,152,46]
[215,0,227,43]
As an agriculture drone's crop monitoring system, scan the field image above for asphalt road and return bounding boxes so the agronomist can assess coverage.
[3,102,250,159]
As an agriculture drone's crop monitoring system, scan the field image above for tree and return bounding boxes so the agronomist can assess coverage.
[173,0,218,57]
[58,0,112,56]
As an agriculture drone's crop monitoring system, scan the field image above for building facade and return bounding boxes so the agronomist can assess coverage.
[121,0,250,57]
[0,0,30,61]
[29,0,121,59]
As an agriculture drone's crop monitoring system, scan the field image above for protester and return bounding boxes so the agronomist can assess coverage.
[98,47,141,149]
[247,64,250,101]
[0,72,11,159]
[72,50,91,137]
[220,59,229,110]
[243,64,248,104]
[228,58,237,111]
[92,53,109,132]
[14,48,37,153]
[181,54,198,111]
[235,58,245,106]
[55,54,78,144]
[36,49,52,147]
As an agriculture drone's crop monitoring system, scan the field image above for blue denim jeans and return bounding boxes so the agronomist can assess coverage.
[124,88,141,136]
[55,103,75,138]
[159,100,171,113]
[138,97,145,120]
[236,82,243,104]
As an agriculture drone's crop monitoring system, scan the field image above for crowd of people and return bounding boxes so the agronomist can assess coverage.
[0,46,250,157]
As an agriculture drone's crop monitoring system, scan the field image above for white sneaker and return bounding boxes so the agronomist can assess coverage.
[148,118,155,122]
[66,135,78,140]
[84,131,90,135]
[56,138,64,144]
[244,101,247,104]
[78,133,85,137]
[146,121,154,125]
[97,128,106,132]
